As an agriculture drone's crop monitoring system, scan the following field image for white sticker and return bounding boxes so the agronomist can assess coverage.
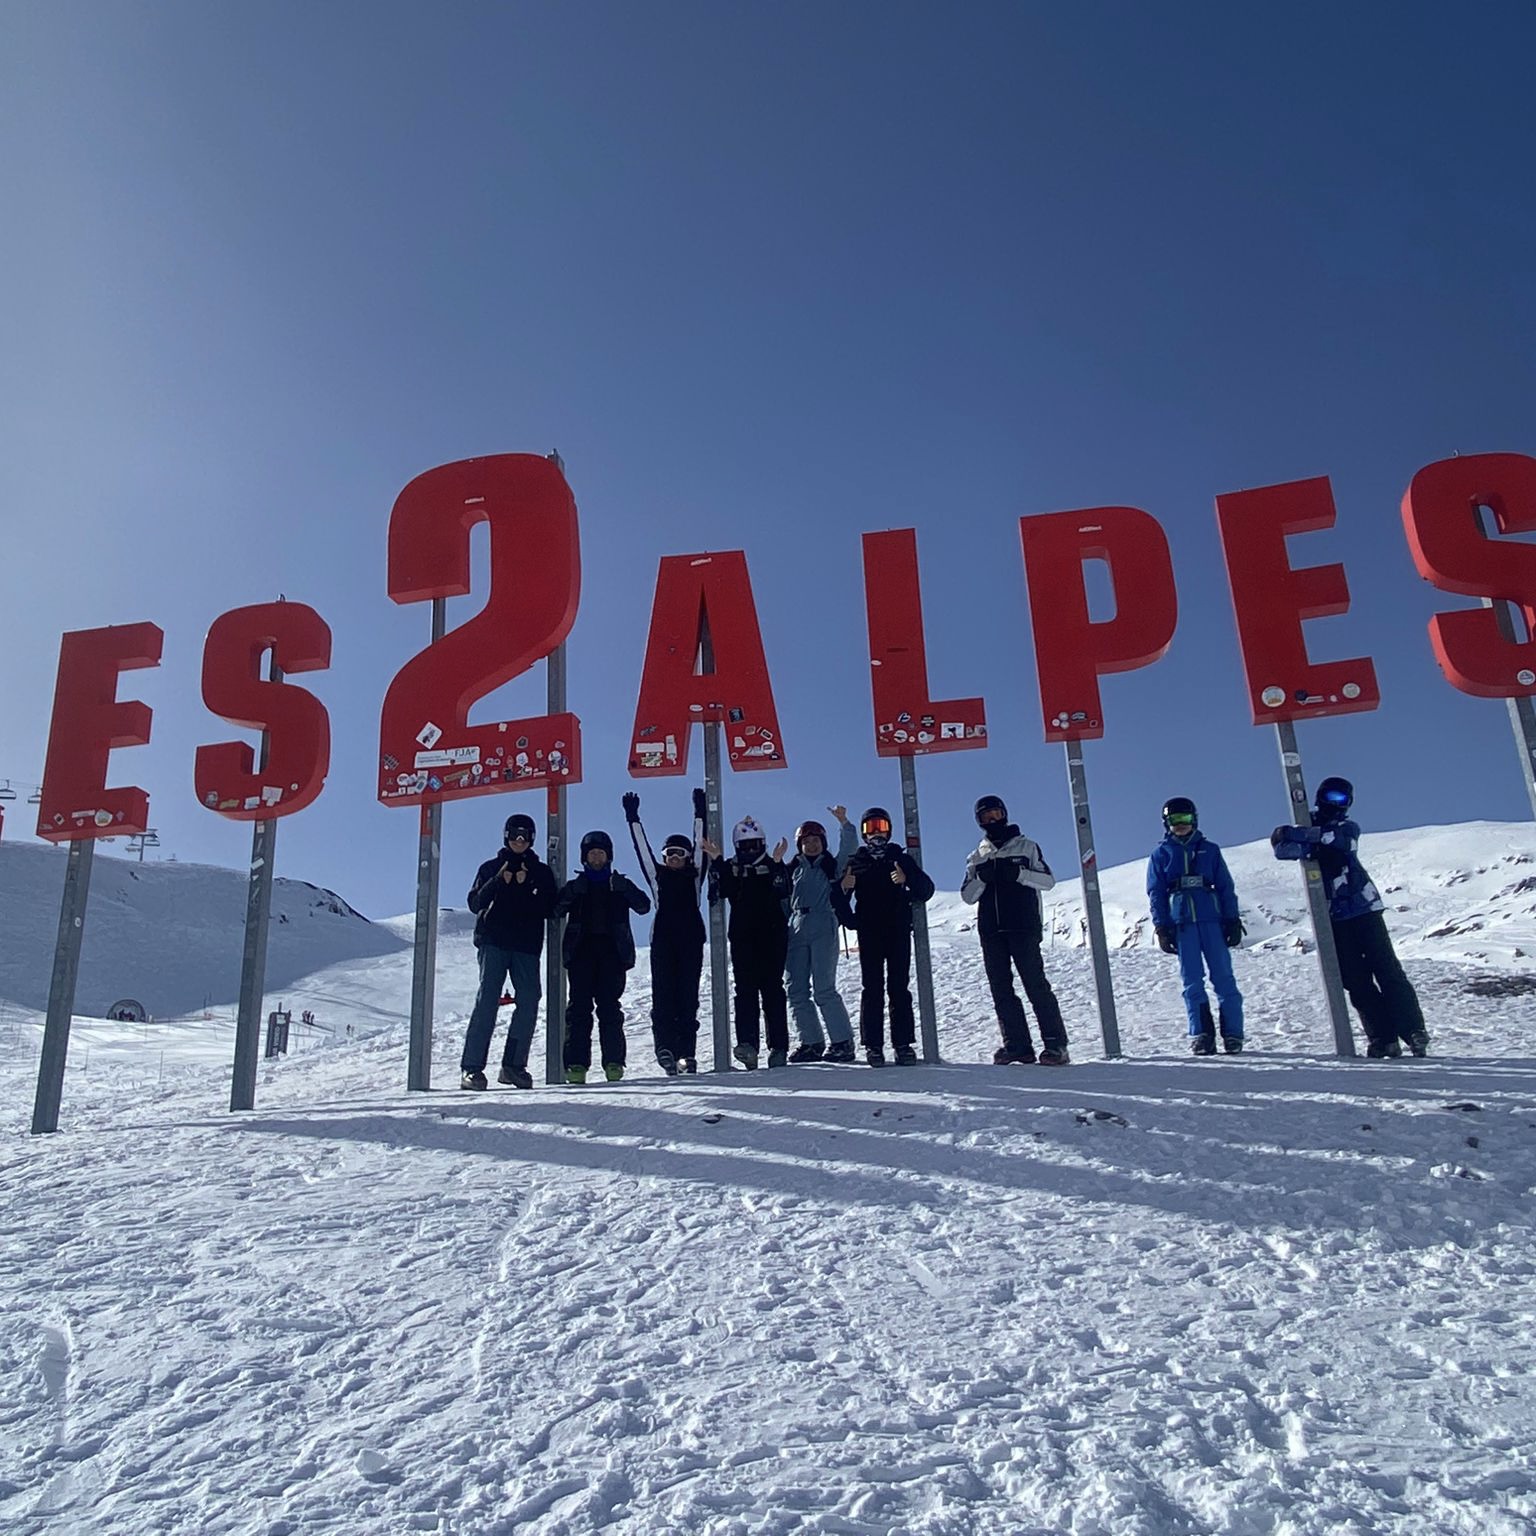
[941,722,965,738]
[94,809,113,827]
[415,750,454,768]
[416,722,443,749]
[1341,682,1361,700]
[1261,686,1286,709]
[1282,751,1301,768]
[261,786,283,805]
[1519,669,1536,687]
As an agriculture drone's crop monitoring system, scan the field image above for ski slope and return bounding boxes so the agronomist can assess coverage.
[2,824,1535,1534]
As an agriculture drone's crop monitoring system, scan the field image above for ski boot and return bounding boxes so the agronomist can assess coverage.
[656,1049,679,1076]
[604,1063,625,1082]
[894,1045,919,1066]
[1406,1029,1430,1058]
[1190,1034,1217,1056]
[992,1045,1036,1065]
[865,1048,887,1067]
[1366,1038,1403,1059]
[732,1044,759,1071]
[498,1065,534,1089]
[565,1065,588,1084]
[461,1069,489,1090]
[767,1048,789,1069]
[677,1057,698,1074]
[1221,1036,1244,1055]
[1039,1047,1071,1067]
[823,1040,857,1064]
[788,1043,825,1063]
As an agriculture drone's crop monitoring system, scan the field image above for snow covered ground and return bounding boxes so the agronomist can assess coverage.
[2,825,1535,1534]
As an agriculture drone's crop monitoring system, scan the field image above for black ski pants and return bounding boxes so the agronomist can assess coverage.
[1333,910,1425,1048]
[981,929,1068,1055]
[858,925,915,1053]
[564,941,628,1069]
[729,927,789,1053]
[650,927,704,1062]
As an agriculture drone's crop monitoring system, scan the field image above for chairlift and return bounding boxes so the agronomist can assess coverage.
[0,781,15,802]
[26,787,41,804]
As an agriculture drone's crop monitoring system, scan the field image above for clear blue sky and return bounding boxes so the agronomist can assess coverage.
[3,2,1534,917]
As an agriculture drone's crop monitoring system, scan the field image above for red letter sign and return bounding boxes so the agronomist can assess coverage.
[1215,476,1380,724]
[629,551,785,776]
[379,455,581,807]
[1401,452,1536,697]
[36,623,163,842]
[862,528,985,755]
[1019,508,1178,742]
[196,602,333,818]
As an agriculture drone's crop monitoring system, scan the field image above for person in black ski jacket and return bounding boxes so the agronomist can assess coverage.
[624,787,713,1075]
[1272,776,1429,1058]
[552,829,651,1083]
[961,795,1070,1066]
[710,815,792,1069]
[460,812,558,1090]
[838,806,935,1066]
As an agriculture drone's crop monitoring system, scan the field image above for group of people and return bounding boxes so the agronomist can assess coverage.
[456,773,1428,1089]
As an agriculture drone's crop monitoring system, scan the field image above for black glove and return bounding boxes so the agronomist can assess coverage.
[976,860,997,885]
[1223,918,1245,948]
[1270,826,1288,847]
[1155,924,1176,955]
[692,787,707,821]
[622,792,640,824]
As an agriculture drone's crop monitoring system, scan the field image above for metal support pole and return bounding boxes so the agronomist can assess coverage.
[32,837,96,1134]
[899,755,940,1063]
[700,623,732,1072]
[231,661,281,1112]
[544,640,569,1085]
[1275,720,1356,1057]
[1064,742,1122,1059]
[407,598,446,1092]
[1481,595,1536,821]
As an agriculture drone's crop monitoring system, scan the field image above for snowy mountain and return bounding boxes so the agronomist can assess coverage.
[2,822,1534,1534]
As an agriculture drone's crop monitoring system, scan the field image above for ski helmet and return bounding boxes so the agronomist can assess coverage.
[1161,797,1198,832]
[504,812,536,844]
[579,829,614,862]
[1315,776,1353,816]
[661,831,694,859]
[974,794,1008,827]
[731,816,766,860]
[860,806,893,846]
[795,819,828,851]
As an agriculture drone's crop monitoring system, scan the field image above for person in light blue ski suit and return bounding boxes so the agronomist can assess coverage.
[783,806,857,1063]
[1147,796,1245,1055]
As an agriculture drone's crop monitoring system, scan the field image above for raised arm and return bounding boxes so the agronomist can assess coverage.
[623,792,660,903]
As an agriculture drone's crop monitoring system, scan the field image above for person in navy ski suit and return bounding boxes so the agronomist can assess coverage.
[1272,776,1429,1058]
[711,815,793,1069]
[838,806,935,1066]
[624,787,712,1075]
[1147,797,1245,1055]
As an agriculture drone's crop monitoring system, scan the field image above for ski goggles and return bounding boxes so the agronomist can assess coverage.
[662,845,692,861]
[861,817,893,838]
[1165,812,1196,828]
[1319,788,1351,807]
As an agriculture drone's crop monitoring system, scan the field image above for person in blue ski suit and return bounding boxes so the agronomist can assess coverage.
[783,806,857,1063]
[1272,776,1428,1059]
[1147,797,1245,1054]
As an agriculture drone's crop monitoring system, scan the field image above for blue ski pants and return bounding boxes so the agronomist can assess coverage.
[1176,921,1243,1039]
[784,919,853,1046]
[461,944,543,1072]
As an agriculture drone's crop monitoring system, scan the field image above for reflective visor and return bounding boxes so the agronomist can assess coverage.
[1321,789,1350,805]
[1166,813,1196,827]
[862,817,892,837]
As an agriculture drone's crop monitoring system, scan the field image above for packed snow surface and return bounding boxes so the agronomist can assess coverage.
[2,823,1535,1534]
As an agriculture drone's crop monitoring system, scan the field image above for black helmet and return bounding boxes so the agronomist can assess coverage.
[579,829,614,862]
[1161,796,1197,831]
[795,819,828,849]
[661,831,694,858]
[860,806,893,845]
[974,794,1008,826]
[504,812,536,844]
[1315,777,1353,818]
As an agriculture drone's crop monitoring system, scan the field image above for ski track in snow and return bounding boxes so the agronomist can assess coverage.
[3,831,1536,1533]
